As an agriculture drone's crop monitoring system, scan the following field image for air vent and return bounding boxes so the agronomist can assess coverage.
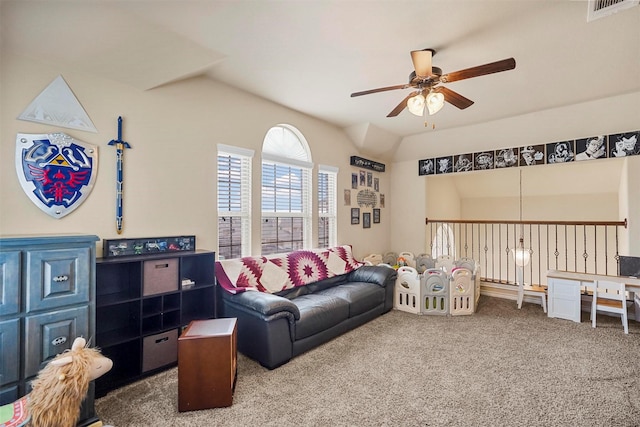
[587,0,639,22]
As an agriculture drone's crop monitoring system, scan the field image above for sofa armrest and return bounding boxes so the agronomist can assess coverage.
[221,291,301,319]
[347,265,397,287]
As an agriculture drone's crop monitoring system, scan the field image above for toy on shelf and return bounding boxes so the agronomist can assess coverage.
[0,337,113,427]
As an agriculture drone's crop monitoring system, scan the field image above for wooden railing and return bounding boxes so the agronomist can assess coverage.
[425,218,628,287]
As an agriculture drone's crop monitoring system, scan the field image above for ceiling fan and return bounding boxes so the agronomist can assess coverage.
[350,49,516,118]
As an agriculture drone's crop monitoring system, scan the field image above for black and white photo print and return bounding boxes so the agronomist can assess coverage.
[547,141,575,164]
[418,158,435,176]
[436,156,453,174]
[519,145,545,166]
[609,131,640,158]
[495,147,519,168]
[454,154,473,172]
[575,135,607,161]
[473,152,494,170]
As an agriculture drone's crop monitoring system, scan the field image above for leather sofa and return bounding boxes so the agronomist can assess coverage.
[215,247,397,369]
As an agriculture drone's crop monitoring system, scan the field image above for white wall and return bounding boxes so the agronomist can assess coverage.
[0,52,391,259]
[389,92,640,257]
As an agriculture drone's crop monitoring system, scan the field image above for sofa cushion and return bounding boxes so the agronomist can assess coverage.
[304,273,348,293]
[292,294,349,340]
[317,283,385,317]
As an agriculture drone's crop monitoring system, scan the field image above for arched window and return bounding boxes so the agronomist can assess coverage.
[431,223,456,260]
[261,125,312,255]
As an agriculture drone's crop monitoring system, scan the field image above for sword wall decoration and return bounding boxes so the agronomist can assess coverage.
[108,116,131,234]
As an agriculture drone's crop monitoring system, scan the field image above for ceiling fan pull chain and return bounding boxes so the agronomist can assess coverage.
[424,101,428,127]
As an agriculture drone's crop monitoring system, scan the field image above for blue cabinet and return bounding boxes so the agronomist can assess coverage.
[0,234,98,426]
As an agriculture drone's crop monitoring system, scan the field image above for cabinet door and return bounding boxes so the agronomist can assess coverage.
[26,247,90,312]
[0,319,20,386]
[0,251,20,316]
[0,385,19,406]
[24,306,89,378]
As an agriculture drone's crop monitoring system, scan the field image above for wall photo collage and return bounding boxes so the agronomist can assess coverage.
[418,130,640,176]
[345,157,384,228]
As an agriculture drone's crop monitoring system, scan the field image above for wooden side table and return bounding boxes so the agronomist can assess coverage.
[178,318,237,411]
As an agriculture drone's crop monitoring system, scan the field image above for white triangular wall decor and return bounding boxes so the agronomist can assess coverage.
[18,75,98,133]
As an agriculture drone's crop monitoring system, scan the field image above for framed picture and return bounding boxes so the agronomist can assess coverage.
[366,172,373,187]
[351,173,358,189]
[363,212,371,229]
[418,158,435,176]
[359,170,366,186]
[351,208,360,224]
[344,189,351,206]
[374,177,379,192]
[379,193,385,208]
[373,208,380,224]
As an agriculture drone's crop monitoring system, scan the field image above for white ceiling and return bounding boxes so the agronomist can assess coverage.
[2,1,639,160]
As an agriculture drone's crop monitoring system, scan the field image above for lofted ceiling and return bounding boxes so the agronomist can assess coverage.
[2,1,639,160]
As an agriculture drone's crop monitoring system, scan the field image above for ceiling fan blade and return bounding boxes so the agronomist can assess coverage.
[351,84,408,97]
[440,58,516,83]
[411,49,433,77]
[434,86,474,109]
[387,92,417,117]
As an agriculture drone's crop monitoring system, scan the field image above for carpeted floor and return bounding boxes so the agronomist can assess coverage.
[95,296,640,426]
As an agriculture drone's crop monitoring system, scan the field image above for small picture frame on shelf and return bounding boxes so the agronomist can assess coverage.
[363,212,371,229]
[351,208,360,224]
[373,208,380,224]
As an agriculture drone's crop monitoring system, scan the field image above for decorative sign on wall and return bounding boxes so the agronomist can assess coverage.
[15,132,98,218]
[350,156,385,172]
[18,75,98,133]
[418,130,639,176]
[356,189,377,208]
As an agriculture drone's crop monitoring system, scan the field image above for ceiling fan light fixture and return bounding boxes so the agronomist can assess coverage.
[407,93,425,116]
[426,91,445,115]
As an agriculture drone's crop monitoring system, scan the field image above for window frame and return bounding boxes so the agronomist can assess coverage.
[318,164,338,248]
[217,144,253,259]
[261,125,313,255]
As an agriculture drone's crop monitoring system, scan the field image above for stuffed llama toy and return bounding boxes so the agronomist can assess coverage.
[0,337,113,427]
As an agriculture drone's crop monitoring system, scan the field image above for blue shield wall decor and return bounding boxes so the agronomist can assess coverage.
[15,133,98,218]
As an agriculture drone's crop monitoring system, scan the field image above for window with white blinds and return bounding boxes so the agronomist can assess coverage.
[318,165,338,248]
[217,144,253,259]
[261,125,312,255]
